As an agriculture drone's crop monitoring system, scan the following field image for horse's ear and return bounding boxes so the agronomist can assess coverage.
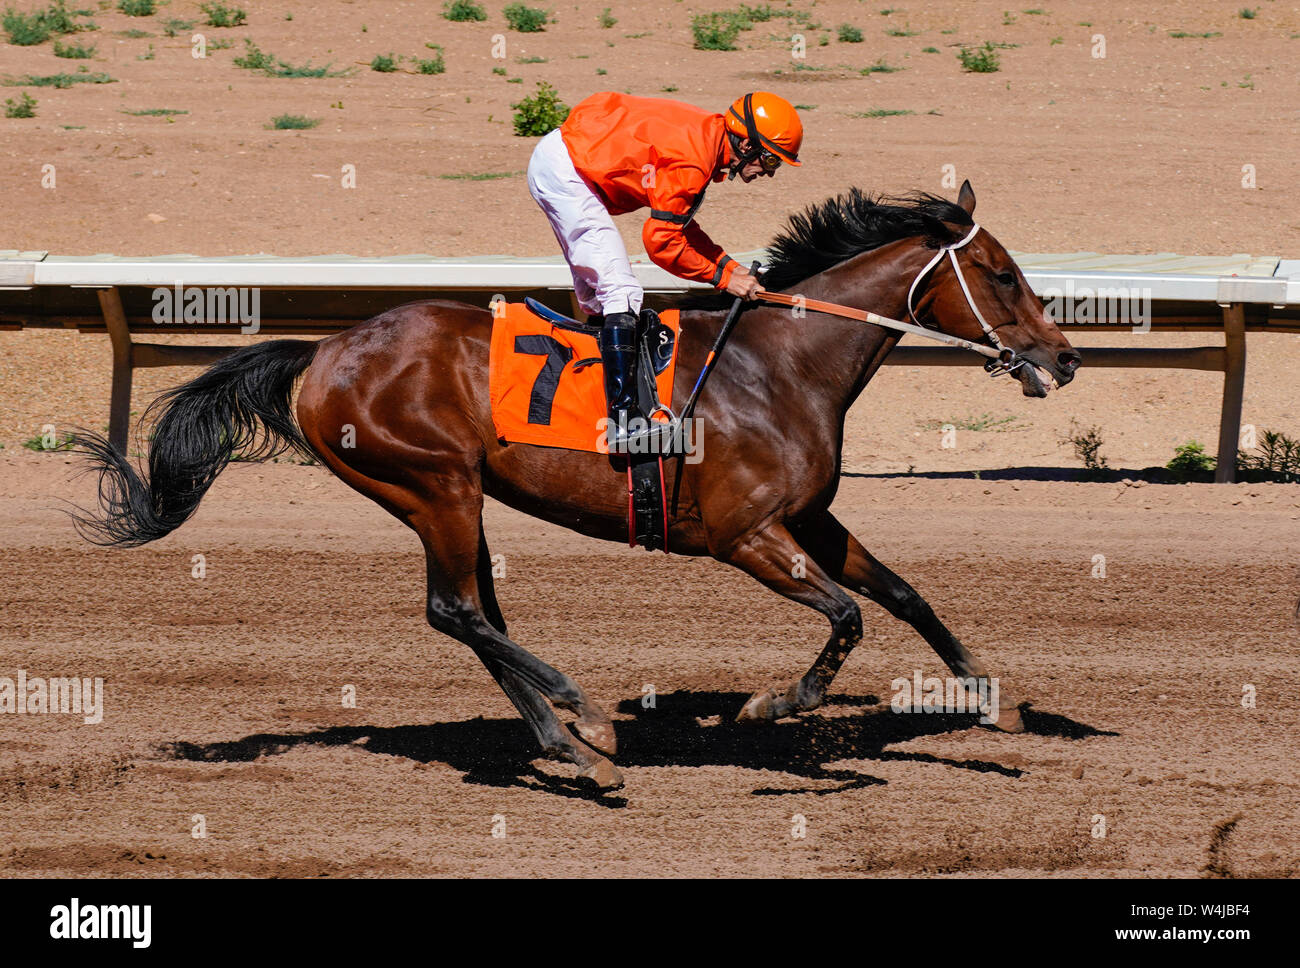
[957,179,976,216]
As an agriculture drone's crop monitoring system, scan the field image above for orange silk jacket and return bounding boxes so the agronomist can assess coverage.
[559,92,739,289]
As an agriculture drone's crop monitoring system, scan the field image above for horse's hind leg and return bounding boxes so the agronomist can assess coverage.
[470,525,622,789]
[413,493,619,757]
[790,510,1024,732]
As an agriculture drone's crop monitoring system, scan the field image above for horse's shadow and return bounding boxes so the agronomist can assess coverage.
[160,692,1113,807]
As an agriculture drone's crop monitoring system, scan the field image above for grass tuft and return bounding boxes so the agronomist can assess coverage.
[2,0,94,45]
[860,58,903,74]
[511,79,567,135]
[4,91,37,117]
[438,170,522,180]
[443,0,486,22]
[417,44,445,74]
[267,113,319,129]
[52,38,94,56]
[6,70,114,87]
[958,42,1001,72]
[503,2,548,32]
[200,2,246,27]
[233,39,351,77]
[851,107,913,117]
[1061,420,1108,477]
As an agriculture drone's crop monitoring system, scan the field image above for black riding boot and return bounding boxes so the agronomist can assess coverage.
[600,311,641,451]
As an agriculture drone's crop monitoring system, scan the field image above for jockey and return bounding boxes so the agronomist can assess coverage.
[526,90,803,449]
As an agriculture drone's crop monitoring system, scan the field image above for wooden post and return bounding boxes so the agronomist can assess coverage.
[1215,303,1246,483]
[96,287,133,454]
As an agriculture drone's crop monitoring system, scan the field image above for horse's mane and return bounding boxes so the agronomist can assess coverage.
[675,188,972,310]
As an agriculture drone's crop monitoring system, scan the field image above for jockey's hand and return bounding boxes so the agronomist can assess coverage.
[724,266,764,301]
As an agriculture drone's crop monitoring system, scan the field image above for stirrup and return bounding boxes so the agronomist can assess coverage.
[605,407,677,454]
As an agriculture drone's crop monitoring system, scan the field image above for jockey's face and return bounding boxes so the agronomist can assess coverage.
[733,138,777,182]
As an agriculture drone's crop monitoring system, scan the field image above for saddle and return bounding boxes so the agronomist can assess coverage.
[523,297,676,552]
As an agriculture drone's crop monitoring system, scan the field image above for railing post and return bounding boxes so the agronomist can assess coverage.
[96,286,134,454]
[1215,302,1246,483]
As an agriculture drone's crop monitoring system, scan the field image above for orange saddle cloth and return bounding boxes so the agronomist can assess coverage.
[488,303,681,453]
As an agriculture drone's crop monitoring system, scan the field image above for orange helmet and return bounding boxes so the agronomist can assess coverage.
[724,92,803,168]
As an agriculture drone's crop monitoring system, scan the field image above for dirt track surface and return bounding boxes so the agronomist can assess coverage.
[2,450,1297,877]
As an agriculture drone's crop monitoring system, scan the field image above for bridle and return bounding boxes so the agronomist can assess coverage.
[904,222,1025,376]
[672,232,1034,469]
[755,223,1027,378]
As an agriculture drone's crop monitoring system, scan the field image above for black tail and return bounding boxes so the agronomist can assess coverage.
[70,339,319,547]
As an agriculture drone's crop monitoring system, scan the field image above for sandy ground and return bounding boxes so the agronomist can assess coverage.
[1,450,1298,877]
[2,0,1299,878]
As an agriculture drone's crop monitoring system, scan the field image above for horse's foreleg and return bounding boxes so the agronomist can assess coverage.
[791,511,1024,732]
[718,522,864,722]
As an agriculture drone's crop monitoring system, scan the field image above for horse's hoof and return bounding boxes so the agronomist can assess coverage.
[573,716,617,756]
[578,757,624,790]
[988,704,1025,733]
[735,688,783,723]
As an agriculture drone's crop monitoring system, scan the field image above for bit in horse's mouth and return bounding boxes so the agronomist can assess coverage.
[1017,361,1057,397]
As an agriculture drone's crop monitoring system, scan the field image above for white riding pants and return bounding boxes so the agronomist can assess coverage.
[526,128,643,317]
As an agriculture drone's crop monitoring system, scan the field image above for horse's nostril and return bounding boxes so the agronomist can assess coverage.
[1058,351,1081,370]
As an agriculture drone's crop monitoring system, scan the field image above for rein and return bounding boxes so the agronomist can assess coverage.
[754,222,1026,378]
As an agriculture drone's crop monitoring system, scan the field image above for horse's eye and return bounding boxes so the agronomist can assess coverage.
[996,271,1016,286]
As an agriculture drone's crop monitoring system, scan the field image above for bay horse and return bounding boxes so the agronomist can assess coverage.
[72,181,1080,791]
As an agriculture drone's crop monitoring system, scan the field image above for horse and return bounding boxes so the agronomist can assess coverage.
[72,181,1081,792]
